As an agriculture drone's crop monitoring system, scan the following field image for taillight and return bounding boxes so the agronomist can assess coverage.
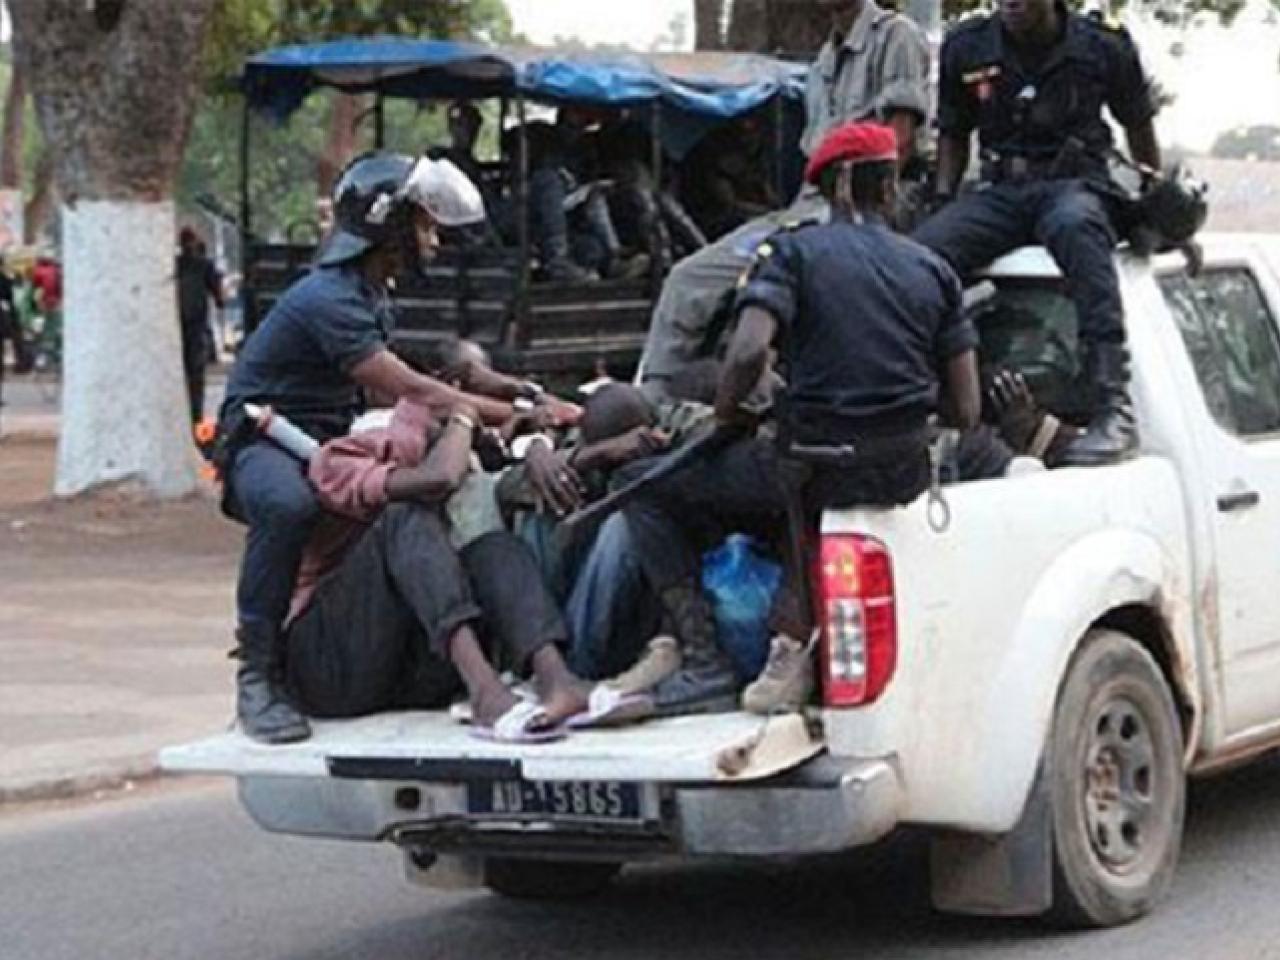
[819,534,897,707]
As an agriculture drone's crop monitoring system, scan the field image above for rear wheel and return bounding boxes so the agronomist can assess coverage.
[1048,629,1185,927]
[482,858,622,901]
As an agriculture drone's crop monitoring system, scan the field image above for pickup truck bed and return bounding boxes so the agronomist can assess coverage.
[165,235,1280,929]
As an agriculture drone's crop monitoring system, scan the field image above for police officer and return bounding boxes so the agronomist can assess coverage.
[637,0,930,403]
[617,122,981,715]
[913,0,1163,465]
[219,152,511,744]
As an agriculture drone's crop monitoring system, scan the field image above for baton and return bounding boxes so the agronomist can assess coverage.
[559,422,742,532]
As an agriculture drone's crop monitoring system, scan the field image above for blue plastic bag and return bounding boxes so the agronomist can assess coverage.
[702,534,782,681]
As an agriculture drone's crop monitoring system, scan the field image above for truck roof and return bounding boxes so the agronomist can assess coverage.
[982,234,1277,281]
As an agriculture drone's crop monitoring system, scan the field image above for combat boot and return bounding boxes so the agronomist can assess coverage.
[1060,343,1138,467]
[233,625,311,744]
[651,584,739,716]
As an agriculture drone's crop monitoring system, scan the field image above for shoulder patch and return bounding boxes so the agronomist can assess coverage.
[1085,9,1129,34]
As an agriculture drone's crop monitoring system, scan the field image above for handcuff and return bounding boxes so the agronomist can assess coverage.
[926,428,954,534]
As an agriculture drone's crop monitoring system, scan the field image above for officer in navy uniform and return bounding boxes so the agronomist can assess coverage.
[913,0,1162,466]
[219,152,508,744]
[615,122,981,716]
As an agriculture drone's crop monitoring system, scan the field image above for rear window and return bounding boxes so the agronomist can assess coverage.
[973,279,1087,421]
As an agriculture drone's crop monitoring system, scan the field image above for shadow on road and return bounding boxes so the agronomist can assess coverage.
[276,754,1280,960]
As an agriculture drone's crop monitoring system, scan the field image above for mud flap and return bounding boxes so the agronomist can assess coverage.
[929,760,1053,917]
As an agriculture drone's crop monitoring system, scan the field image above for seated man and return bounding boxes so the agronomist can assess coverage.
[681,113,780,242]
[497,377,719,679]
[430,101,501,247]
[913,0,1163,465]
[617,122,981,716]
[285,396,590,740]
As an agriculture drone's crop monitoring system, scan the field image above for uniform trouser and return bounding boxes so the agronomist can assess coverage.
[637,191,829,402]
[912,179,1124,348]
[229,440,322,638]
[286,509,568,718]
[623,437,928,639]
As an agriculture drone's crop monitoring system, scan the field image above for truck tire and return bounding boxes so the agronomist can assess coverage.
[482,858,622,901]
[1047,628,1185,928]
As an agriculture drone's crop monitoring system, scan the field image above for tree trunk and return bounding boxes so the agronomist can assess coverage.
[9,0,216,499]
[22,146,53,244]
[729,0,832,55]
[317,93,363,200]
[694,0,726,50]
[1,62,26,190]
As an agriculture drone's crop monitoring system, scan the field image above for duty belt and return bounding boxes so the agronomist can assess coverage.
[780,423,931,469]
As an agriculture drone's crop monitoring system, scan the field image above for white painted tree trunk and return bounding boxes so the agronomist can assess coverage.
[55,200,201,498]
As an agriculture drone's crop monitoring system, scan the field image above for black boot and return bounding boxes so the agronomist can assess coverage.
[652,584,739,716]
[1060,343,1138,467]
[233,626,311,744]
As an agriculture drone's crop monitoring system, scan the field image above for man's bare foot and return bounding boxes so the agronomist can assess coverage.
[534,675,591,726]
[471,682,521,729]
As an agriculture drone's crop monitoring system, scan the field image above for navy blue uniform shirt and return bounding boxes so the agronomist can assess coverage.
[221,264,392,438]
[735,216,975,427]
[938,3,1157,177]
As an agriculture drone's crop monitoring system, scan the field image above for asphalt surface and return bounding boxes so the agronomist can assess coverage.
[4,758,1280,960]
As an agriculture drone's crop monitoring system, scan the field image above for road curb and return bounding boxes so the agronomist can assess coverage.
[0,755,164,806]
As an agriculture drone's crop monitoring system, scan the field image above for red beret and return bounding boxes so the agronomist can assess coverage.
[804,121,898,185]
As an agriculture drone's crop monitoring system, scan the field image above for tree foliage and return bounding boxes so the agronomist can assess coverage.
[181,0,513,242]
[701,0,1280,53]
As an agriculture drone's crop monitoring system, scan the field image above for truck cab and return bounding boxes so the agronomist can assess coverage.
[163,233,1280,928]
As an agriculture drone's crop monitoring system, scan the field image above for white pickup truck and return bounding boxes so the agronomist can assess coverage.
[163,233,1280,929]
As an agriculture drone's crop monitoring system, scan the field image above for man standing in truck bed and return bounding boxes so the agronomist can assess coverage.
[914,0,1163,465]
[637,0,931,402]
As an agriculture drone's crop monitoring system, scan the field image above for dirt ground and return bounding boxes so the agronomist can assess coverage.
[0,437,240,566]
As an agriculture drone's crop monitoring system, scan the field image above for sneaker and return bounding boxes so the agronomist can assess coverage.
[651,653,740,717]
[741,634,815,715]
[602,636,682,697]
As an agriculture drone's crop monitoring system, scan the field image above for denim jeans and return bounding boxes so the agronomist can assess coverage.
[564,514,657,679]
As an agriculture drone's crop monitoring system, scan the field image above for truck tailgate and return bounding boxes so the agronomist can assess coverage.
[160,710,822,784]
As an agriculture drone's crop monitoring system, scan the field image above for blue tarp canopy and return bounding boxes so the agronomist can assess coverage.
[243,38,807,126]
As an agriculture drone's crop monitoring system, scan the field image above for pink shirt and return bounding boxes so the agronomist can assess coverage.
[286,401,438,626]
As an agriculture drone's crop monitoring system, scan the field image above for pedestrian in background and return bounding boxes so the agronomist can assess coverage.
[176,227,224,425]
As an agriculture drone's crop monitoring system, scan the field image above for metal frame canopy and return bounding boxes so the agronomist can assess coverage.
[242,38,806,127]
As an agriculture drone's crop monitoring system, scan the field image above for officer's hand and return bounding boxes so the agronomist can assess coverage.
[538,394,583,429]
[526,441,585,517]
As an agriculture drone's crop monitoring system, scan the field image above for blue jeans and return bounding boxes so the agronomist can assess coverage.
[227,440,321,634]
[564,514,657,679]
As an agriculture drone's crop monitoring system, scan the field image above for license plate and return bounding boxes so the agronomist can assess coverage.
[467,779,650,822]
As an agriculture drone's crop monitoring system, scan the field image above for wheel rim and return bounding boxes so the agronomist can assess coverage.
[1082,694,1158,873]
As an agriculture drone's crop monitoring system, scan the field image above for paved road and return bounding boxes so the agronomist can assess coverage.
[4,761,1280,960]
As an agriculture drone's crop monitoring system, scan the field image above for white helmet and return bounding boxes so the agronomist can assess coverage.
[403,156,486,227]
